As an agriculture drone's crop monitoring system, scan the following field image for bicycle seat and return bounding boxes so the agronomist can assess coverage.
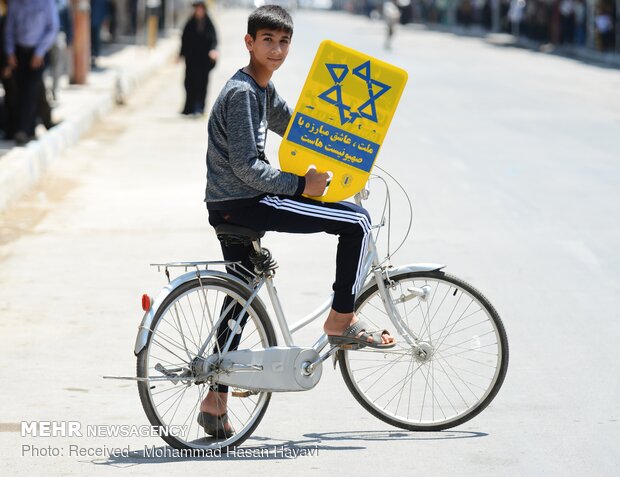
[215,224,265,246]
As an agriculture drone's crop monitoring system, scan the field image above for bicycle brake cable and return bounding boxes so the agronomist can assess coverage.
[374,165,414,263]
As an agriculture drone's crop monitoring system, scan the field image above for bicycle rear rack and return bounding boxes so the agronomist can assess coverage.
[149,260,256,283]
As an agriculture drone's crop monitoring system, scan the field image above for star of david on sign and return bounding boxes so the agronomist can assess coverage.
[318,61,391,125]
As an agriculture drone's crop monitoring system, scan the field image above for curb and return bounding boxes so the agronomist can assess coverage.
[0,36,180,214]
[405,22,620,68]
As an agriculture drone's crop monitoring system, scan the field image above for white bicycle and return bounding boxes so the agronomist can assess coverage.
[131,172,509,450]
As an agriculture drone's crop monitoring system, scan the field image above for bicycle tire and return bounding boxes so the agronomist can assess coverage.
[137,277,277,450]
[339,270,508,431]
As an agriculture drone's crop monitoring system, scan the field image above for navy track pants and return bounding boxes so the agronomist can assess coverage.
[207,195,371,393]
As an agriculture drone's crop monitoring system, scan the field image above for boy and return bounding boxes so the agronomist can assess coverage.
[200,5,395,437]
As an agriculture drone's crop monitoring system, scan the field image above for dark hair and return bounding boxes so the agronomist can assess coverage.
[247,5,293,39]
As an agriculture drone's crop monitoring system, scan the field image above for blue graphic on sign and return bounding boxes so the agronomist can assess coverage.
[287,113,379,172]
[318,60,392,125]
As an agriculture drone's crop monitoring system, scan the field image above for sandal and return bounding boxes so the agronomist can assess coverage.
[197,412,235,438]
[327,320,396,349]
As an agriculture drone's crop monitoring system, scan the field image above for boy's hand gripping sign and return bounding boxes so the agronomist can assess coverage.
[279,40,408,202]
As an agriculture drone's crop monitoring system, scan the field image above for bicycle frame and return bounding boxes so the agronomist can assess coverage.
[134,193,445,362]
[124,185,508,444]
[256,222,445,368]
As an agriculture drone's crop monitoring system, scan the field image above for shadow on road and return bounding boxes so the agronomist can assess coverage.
[90,429,487,467]
[303,429,488,442]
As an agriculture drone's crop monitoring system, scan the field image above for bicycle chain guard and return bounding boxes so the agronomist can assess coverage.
[201,347,322,392]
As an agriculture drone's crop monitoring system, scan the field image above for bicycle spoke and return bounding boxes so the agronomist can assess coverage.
[433,291,467,350]
[436,341,499,360]
[346,361,405,373]
[438,361,497,380]
[390,354,415,415]
[352,347,414,357]
[238,326,261,349]
[434,362,490,394]
[194,289,212,339]
[352,351,410,386]
[237,393,254,416]
[429,361,448,421]
[161,385,190,422]
[433,357,471,408]
[421,281,436,342]
[434,301,479,353]
[430,310,488,344]
[361,354,416,398]
[433,349,499,369]
[362,299,390,318]
[149,354,187,369]
[223,397,243,439]
[178,293,201,353]
[153,324,197,357]
[419,364,431,422]
[170,301,197,360]
[343,272,507,430]
[179,386,202,441]
[421,281,450,339]
[151,384,192,397]
[151,337,191,365]
[155,384,189,412]
[185,293,203,353]
[374,360,424,406]
[138,277,274,450]
[441,330,497,352]
[400,298,422,338]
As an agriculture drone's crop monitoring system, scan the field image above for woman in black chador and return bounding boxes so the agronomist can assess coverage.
[180,1,218,116]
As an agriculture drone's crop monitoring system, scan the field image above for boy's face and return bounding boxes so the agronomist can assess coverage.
[245,28,291,72]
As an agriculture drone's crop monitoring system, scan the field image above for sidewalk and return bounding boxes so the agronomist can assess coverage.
[0,36,180,213]
[406,22,620,69]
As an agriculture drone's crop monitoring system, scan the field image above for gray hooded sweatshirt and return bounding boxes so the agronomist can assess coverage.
[205,69,305,210]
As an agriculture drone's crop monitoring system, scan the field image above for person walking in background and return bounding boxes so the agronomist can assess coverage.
[508,0,526,36]
[0,0,19,140]
[559,0,575,44]
[4,0,59,145]
[383,0,400,49]
[594,3,614,51]
[180,0,218,116]
[573,0,586,46]
[48,0,73,101]
[91,0,107,68]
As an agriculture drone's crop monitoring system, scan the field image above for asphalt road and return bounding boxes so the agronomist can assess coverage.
[1,7,619,476]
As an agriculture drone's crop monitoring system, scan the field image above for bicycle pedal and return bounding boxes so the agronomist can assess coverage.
[231,389,256,398]
[339,344,360,351]
[332,350,341,370]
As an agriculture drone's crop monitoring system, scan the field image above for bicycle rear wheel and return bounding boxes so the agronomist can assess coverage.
[340,271,508,431]
[137,277,276,450]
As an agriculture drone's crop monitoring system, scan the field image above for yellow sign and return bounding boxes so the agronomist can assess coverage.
[279,40,408,202]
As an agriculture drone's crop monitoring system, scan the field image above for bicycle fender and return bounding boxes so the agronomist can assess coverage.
[133,270,264,356]
[358,263,446,297]
[387,263,445,276]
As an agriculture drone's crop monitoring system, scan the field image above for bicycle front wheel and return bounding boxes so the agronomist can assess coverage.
[137,277,277,450]
[340,271,508,431]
